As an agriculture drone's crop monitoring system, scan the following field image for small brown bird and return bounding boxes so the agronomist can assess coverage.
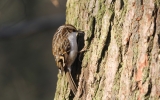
[52,24,78,95]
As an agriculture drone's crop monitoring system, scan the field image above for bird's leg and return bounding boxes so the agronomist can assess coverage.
[59,56,65,67]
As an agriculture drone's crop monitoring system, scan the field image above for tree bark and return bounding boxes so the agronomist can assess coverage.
[54,0,160,100]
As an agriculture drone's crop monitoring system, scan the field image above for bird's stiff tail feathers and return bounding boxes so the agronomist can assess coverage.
[66,70,77,95]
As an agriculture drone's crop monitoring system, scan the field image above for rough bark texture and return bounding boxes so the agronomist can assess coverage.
[54,0,160,100]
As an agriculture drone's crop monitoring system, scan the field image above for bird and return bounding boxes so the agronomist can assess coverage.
[52,24,78,95]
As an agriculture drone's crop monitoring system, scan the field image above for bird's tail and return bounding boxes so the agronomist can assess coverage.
[66,70,77,95]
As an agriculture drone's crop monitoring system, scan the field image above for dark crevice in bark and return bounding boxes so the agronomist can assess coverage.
[88,17,96,47]
[152,6,158,38]
[121,0,126,9]
[147,6,158,65]
[112,0,116,4]
[140,0,143,5]
[123,32,131,56]
[125,39,129,55]
[144,79,152,98]
[91,17,96,36]
[158,34,160,47]
[97,13,114,73]
[117,46,123,72]
[120,0,124,10]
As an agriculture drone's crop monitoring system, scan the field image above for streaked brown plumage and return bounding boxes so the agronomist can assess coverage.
[52,24,78,95]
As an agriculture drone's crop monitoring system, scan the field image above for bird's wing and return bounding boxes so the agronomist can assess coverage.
[52,29,71,71]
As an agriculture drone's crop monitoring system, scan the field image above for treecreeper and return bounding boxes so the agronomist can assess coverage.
[52,24,82,95]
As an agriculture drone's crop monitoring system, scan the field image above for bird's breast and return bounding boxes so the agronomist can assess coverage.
[67,32,78,67]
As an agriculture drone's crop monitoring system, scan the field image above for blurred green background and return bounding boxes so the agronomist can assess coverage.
[0,0,66,100]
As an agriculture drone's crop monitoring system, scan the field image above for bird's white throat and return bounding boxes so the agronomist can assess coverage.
[67,32,78,68]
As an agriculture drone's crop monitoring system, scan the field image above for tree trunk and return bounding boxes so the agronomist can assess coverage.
[54,0,160,100]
